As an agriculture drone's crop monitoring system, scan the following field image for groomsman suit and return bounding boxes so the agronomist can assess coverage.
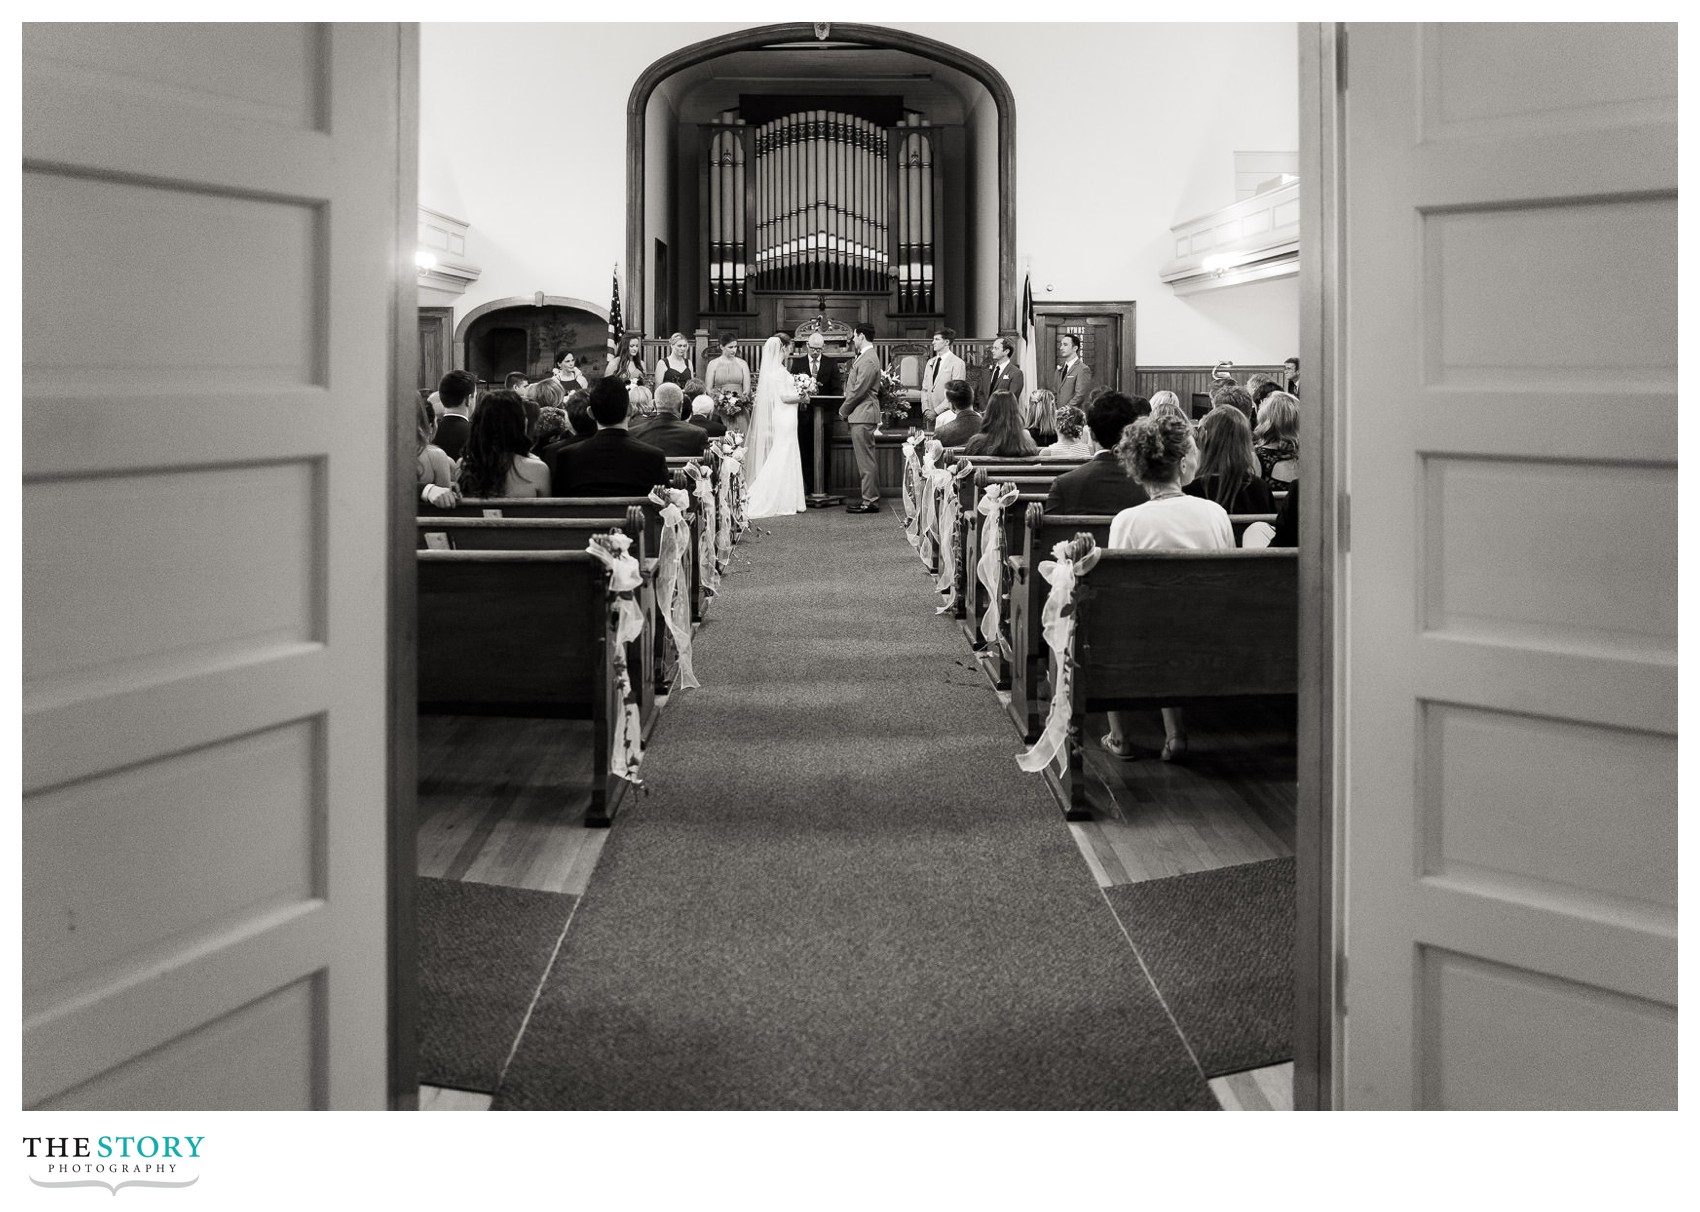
[789,348,841,494]
[1055,355,1092,414]
[920,346,967,422]
[983,359,1024,410]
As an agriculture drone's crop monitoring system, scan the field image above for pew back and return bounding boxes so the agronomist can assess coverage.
[417,510,642,551]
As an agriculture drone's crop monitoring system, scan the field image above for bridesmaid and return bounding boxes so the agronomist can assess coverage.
[610,332,649,388]
[704,332,752,431]
[657,332,695,397]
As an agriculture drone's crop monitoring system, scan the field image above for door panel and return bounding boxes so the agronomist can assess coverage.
[22,22,406,1109]
[1339,22,1676,1110]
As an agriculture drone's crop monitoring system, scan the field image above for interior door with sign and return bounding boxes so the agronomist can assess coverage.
[1339,22,1676,1109]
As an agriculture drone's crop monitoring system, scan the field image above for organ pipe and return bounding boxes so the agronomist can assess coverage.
[738,108,925,301]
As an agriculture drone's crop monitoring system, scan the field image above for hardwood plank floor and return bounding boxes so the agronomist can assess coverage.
[1208,1063,1295,1111]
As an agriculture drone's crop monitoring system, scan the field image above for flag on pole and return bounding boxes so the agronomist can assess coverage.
[606,264,623,376]
[1018,270,1038,422]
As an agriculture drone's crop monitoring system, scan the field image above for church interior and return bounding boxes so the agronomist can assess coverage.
[18,17,1679,1157]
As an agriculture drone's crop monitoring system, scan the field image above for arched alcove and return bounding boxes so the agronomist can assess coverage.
[627,23,1017,337]
[453,294,610,381]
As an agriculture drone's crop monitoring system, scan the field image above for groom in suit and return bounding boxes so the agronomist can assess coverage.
[789,332,840,494]
[840,323,882,513]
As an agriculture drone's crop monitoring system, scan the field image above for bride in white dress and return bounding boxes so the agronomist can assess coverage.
[746,333,807,518]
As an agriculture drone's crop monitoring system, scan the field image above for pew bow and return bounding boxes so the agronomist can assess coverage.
[647,486,700,691]
[933,461,976,611]
[685,462,720,596]
[1016,535,1103,777]
[586,531,648,787]
[975,481,1022,643]
[901,433,927,541]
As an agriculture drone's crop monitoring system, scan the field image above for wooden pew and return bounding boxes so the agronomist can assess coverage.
[1038,547,1299,819]
[417,550,638,828]
[958,470,1061,636]
[1007,507,1281,742]
[415,507,671,707]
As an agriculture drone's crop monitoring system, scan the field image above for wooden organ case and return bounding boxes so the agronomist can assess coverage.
[700,109,943,337]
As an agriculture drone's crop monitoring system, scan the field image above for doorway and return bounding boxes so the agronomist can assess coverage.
[1032,302,1135,396]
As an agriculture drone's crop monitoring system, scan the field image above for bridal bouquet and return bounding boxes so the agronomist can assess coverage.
[714,388,752,420]
[792,373,818,403]
[875,367,911,427]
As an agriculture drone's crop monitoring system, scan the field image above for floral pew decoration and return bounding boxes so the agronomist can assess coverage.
[918,440,951,569]
[647,486,701,691]
[708,430,748,565]
[901,431,928,543]
[586,530,649,789]
[1016,532,1102,778]
[683,461,721,597]
[933,460,976,615]
[975,480,1022,644]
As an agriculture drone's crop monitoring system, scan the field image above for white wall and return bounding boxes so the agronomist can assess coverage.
[420,21,1298,364]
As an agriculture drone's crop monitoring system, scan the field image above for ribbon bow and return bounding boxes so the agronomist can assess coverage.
[684,462,720,595]
[647,487,700,691]
[975,481,1022,643]
[586,531,649,787]
[1016,534,1102,776]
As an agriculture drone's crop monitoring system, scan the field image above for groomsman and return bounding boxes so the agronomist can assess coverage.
[920,326,966,426]
[839,323,883,513]
[984,333,1024,411]
[1055,332,1092,415]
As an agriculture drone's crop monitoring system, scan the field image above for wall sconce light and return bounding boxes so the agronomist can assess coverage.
[415,250,438,270]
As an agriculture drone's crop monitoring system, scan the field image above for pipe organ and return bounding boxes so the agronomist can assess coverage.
[702,109,938,319]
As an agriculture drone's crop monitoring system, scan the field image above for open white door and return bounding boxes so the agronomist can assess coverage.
[1339,23,1676,1109]
[23,23,411,1108]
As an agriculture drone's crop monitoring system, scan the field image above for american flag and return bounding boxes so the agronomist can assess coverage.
[1018,270,1038,421]
[605,265,623,375]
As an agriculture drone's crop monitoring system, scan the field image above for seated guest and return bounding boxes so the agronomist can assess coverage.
[681,377,707,414]
[626,384,659,432]
[1244,372,1279,400]
[688,393,727,437]
[932,379,969,434]
[1039,405,1092,459]
[934,382,982,447]
[416,397,456,495]
[1025,387,1059,446]
[1211,383,1257,429]
[963,390,1038,457]
[531,405,569,456]
[433,369,477,461]
[504,371,529,393]
[1148,390,1180,417]
[1253,391,1299,492]
[1043,391,1149,515]
[1251,378,1281,410]
[559,390,596,447]
[457,389,550,498]
[1103,412,1232,764]
[634,382,709,456]
[1129,394,1153,420]
[1183,405,1275,517]
[546,377,668,497]
[1242,478,1299,549]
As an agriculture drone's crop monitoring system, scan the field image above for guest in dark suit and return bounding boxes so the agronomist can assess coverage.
[432,369,476,461]
[984,333,1025,414]
[688,393,727,438]
[633,382,709,456]
[788,333,839,495]
[934,380,982,447]
[544,377,667,497]
[1043,391,1150,515]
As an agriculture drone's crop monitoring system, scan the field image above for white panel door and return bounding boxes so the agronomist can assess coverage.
[22,23,407,1108]
[1340,23,1676,1109]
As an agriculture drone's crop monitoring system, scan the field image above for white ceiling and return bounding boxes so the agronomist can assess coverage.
[660,44,989,125]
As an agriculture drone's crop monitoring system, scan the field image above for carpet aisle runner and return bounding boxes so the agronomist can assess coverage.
[495,509,1215,1109]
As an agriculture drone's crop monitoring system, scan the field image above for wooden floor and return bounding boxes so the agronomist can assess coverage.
[417,618,1299,1111]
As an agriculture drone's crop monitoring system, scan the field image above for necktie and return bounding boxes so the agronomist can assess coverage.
[928,357,939,388]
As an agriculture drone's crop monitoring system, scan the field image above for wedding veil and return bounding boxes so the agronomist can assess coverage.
[747,334,788,485]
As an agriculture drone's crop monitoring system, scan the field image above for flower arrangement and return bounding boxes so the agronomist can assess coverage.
[714,388,752,420]
[792,373,818,403]
[876,367,911,427]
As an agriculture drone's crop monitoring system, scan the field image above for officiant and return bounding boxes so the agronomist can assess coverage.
[789,332,841,495]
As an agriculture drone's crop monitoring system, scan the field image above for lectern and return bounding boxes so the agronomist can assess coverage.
[805,395,844,508]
